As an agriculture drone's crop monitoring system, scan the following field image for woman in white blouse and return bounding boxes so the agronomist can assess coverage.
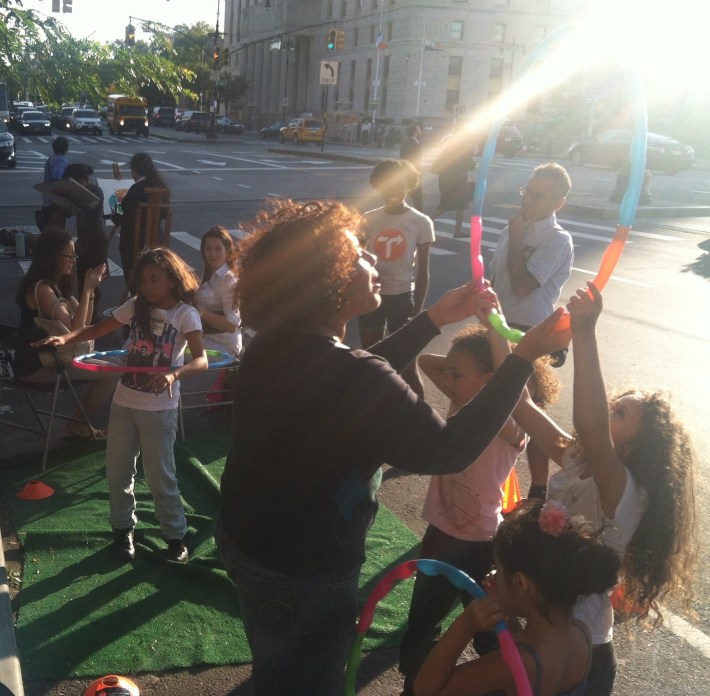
[196,226,242,357]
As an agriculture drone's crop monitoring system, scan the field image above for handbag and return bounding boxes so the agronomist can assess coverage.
[33,283,94,367]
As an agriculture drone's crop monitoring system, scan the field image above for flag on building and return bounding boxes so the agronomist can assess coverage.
[375,34,388,49]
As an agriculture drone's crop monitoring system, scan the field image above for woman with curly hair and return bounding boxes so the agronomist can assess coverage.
[214,198,571,696]
[481,282,696,696]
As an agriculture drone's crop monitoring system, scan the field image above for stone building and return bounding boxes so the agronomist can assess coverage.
[223,0,592,142]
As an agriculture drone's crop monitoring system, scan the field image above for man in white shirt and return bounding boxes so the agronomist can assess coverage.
[490,162,573,498]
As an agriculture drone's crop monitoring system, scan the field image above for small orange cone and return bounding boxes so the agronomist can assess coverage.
[610,584,646,616]
[16,480,55,500]
[501,469,521,514]
[83,674,140,696]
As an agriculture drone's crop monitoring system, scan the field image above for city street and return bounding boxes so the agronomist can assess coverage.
[1,133,709,694]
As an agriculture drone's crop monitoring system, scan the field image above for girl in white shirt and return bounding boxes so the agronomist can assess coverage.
[482,283,696,696]
[196,226,242,357]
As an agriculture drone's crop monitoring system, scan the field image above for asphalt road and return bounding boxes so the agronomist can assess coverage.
[1,133,709,694]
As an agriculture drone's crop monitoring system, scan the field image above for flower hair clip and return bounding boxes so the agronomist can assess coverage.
[538,500,571,537]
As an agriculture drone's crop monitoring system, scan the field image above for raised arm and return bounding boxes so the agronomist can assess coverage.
[477,296,570,465]
[414,598,519,696]
[568,283,627,517]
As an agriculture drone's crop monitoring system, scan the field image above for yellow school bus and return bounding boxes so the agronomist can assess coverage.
[106,94,149,137]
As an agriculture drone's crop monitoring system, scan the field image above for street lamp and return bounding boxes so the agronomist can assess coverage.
[281,37,294,122]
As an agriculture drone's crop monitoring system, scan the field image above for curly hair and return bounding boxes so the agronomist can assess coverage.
[200,225,239,283]
[235,199,364,333]
[131,248,199,338]
[609,389,697,625]
[494,500,619,619]
[16,227,75,305]
[449,325,560,408]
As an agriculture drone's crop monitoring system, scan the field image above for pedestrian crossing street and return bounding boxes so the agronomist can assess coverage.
[8,215,677,289]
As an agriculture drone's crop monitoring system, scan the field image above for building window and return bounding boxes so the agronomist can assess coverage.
[349,60,356,104]
[387,21,393,41]
[373,0,379,9]
[369,24,376,44]
[341,0,347,18]
[490,58,503,78]
[493,23,505,43]
[354,27,359,46]
[446,55,463,113]
[356,0,362,16]
[452,21,464,41]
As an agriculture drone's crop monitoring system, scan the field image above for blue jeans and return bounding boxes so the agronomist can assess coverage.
[105,404,187,540]
[215,518,360,696]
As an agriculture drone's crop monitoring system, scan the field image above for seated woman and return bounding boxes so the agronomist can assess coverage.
[14,228,118,439]
[110,152,170,286]
[196,226,242,357]
[62,163,109,324]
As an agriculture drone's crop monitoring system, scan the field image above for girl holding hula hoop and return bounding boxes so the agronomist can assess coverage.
[415,500,620,696]
[34,248,207,564]
[480,283,696,696]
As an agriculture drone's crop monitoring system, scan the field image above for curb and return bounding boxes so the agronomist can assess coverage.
[564,202,710,220]
[267,146,381,165]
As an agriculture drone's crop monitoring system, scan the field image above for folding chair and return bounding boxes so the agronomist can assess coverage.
[0,324,97,472]
[177,361,239,442]
[133,187,173,258]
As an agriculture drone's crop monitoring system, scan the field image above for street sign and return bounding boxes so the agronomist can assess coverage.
[319,60,340,85]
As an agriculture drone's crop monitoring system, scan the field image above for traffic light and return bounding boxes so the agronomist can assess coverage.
[335,30,345,50]
[222,50,230,68]
[213,47,221,69]
[125,24,135,47]
[327,30,337,51]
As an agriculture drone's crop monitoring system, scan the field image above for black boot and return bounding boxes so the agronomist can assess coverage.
[111,528,135,562]
[166,537,189,563]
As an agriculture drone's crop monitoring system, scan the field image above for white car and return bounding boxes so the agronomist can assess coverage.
[67,108,103,135]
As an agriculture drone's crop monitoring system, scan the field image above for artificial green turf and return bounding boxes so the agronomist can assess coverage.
[1,433,421,679]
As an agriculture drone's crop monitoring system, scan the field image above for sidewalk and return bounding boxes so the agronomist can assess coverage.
[154,127,710,218]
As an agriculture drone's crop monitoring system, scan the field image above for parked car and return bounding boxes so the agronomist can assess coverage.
[278,117,325,145]
[152,106,176,127]
[568,129,695,175]
[259,121,285,140]
[15,110,52,135]
[0,119,16,168]
[67,108,103,135]
[215,116,244,134]
[175,110,210,133]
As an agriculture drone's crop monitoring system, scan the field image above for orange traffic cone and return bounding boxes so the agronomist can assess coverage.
[16,480,54,500]
[83,674,139,696]
[501,469,521,514]
[610,584,646,616]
